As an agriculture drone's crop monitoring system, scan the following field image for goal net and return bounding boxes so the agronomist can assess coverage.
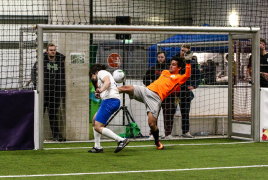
[34,25,259,148]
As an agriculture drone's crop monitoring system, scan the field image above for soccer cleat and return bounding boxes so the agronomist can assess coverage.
[156,141,164,150]
[114,139,129,153]
[88,147,103,153]
[181,132,194,138]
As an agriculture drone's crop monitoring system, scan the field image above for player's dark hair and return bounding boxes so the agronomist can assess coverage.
[157,51,166,58]
[260,38,266,45]
[170,56,184,68]
[89,64,108,79]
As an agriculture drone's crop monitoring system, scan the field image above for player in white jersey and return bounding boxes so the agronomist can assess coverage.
[89,64,129,153]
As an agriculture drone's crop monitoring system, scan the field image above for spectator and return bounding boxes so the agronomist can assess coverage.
[248,38,268,87]
[203,59,217,85]
[200,62,206,73]
[192,55,198,62]
[217,54,237,84]
[31,43,66,141]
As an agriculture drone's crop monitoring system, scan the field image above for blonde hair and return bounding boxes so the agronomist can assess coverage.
[181,43,191,49]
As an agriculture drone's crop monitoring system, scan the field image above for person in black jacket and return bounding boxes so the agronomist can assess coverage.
[31,43,66,141]
[175,44,202,138]
[143,51,177,139]
[203,59,216,85]
[248,38,268,87]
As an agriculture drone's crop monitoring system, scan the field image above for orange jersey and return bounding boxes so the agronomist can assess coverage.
[147,64,191,101]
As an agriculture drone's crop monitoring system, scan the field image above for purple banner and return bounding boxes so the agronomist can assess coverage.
[0,90,34,150]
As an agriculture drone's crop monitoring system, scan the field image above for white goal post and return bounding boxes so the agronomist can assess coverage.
[36,25,260,149]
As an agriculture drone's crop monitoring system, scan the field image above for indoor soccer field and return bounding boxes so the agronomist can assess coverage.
[2,1,268,179]
[1,138,268,179]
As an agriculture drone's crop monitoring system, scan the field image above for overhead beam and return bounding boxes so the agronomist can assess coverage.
[0,41,48,49]
[0,15,48,24]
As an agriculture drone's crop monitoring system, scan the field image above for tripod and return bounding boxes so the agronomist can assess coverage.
[105,39,141,138]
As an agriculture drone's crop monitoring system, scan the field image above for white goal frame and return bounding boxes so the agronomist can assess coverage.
[36,25,260,149]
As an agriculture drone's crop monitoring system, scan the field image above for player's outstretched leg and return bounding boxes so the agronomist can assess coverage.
[117,85,134,95]
[100,127,129,153]
[148,112,164,150]
[151,128,164,150]
[114,138,130,153]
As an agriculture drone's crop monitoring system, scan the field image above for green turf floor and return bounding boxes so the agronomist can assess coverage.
[1,138,268,179]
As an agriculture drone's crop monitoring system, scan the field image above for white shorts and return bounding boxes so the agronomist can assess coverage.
[130,85,162,119]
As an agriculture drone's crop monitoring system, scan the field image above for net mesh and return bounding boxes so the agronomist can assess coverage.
[0,0,264,141]
[36,29,255,141]
[233,39,252,122]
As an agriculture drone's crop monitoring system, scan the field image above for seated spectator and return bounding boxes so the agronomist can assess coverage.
[203,59,216,85]
[217,54,237,84]
[200,62,206,73]
[192,55,198,62]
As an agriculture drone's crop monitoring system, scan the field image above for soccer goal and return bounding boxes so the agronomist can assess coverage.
[35,25,260,149]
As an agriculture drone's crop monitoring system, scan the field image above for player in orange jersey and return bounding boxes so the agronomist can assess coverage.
[118,56,191,150]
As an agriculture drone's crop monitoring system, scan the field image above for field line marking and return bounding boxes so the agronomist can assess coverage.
[0,165,267,178]
[44,141,254,150]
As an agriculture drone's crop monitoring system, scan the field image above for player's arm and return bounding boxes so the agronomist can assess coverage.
[184,62,191,78]
[181,50,192,84]
[92,81,100,98]
[96,76,110,93]
[178,62,191,85]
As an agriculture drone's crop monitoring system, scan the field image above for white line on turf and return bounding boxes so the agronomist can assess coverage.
[44,141,254,150]
[0,165,267,178]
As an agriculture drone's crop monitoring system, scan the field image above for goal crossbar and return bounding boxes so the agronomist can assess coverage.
[37,24,260,34]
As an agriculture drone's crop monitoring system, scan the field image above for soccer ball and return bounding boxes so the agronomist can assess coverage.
[113,69,126,83]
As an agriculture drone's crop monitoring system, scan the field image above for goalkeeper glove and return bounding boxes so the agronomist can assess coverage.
[185,50,193,60]
[185,50,193,64]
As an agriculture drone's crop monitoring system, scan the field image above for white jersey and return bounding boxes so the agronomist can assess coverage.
[97,70,120,100]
